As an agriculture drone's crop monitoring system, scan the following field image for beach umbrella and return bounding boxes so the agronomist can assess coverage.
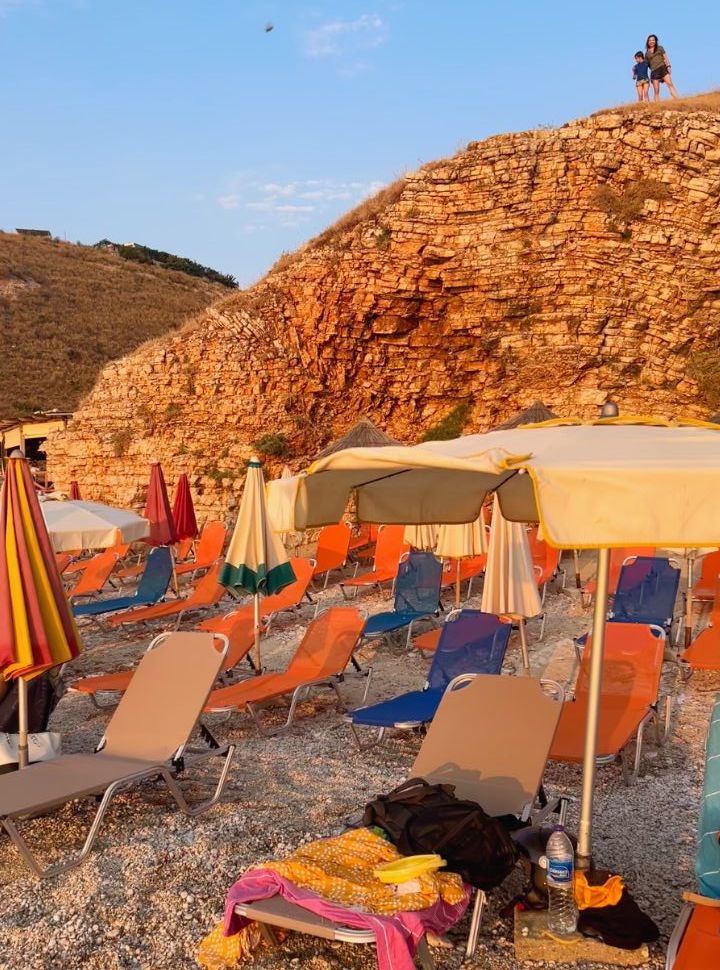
[0,453,82,767]
[172,473,198,541]
[69,480,81,501]
[41,500,149,551]
[291,417,720,867]
[220,458,295,671]
[435,508,488,607]
[143,462,178,547]
[480,495,541,671]
[403,524,439,551]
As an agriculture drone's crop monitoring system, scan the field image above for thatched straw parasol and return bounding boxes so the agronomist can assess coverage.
[494,401,558,430]
[316,418,401,459]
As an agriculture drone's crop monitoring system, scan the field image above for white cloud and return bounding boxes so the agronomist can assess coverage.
[218,194,241,210]
[303,13,388,59]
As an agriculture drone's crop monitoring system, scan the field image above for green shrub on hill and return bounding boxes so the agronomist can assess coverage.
[96,240,238,288]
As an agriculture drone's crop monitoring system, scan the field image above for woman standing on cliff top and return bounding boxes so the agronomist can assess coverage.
[645,34,678,101]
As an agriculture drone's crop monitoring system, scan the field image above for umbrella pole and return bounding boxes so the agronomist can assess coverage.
[684,553,694,649]
[518,618,530,674]
[18,677,29,769]
[455,560,461,609]
[573,549,582,589]
[253,593,262,674]
[577,546,610,870]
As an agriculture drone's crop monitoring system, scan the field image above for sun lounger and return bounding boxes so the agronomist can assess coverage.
[204,607,366,734]
[683,578,720,670]
[311,522,353,588]
[609,556,680,639]
[665,694,720,970]
[70,608,259,706]
[581,547,657,604]
[360,552,442,647]
[260,556,315,629]
[117,521,227,583]
[66,547,120,600]
[348,611,511,746]
[72,546,173,619]
[691,550,720,605]
[348,523,378,557]
[65,540,132,576]
[234,672,564,962]
[550,622,672,781]
[0,632,235,878]
[105,560,226,629]
[340,525,409,597]
[175,537,194,562]
[527,528,565,603]
[440,554,487,600]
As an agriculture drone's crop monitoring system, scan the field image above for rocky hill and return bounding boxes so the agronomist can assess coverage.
[47,95,720,517]
[0,233,224,418]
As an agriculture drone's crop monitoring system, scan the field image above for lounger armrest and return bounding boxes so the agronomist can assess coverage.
[682,891,720,908]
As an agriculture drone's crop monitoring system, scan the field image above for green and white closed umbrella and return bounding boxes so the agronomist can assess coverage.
[220,458,295,671]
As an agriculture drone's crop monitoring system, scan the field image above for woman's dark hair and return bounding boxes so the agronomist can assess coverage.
[634,50,644,58]
[646,34,659,50]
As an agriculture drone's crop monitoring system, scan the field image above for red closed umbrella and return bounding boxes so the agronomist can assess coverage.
[172,473,198,541]
[143,462,178,547]
[69,480,81,500]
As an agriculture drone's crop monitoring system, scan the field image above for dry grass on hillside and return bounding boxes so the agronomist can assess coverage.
[0,233,223,418]
[592,89,720,118]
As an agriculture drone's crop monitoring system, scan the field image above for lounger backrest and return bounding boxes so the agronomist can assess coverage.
[195,521,228,565]
[313,523,351,574]
[135,546,173,601]
[102,632,225,762]
[260,557,312,613]
[394,551,442,614]
[188,560,225,605]
[697,694,720,899]
[286,607,364,680]
[576,623,664,706]
[428,611,510,690]
[175,537,194,562]
[698,551,720,595]
[373,525,409,573]
[70,549,118,595]
[198,605,254,670]
[412,674,562,817]
[611,556,680,626]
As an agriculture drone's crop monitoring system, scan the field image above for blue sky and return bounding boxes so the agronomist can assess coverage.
[1,1,717,286]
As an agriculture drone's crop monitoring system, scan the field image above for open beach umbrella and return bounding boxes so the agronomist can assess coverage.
[41,500,149,551]
[290,417,720,867]
[69,480,81,501]
[435,508,488,607]
[403,523,439,551]
[481,495,541,671]
[220,458,296,671]
[0,453,82,767]
[172,473,198,541]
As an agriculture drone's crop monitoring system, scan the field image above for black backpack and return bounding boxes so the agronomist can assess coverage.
[362,777,519,891]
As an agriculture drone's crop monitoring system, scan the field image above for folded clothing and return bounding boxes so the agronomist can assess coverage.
[577,870,659,950]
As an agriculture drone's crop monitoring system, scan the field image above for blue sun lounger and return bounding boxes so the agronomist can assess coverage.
[347,610,511,746]
[73,546,173,619]
[360,551,443,647]
[609,556,681,636]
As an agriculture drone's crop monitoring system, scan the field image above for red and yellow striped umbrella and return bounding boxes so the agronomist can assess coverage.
[0,454,82,682]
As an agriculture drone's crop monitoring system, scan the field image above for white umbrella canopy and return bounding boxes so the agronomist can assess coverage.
[403,523,439,550]
[435,509,488,607]
[40,500,149,551]
[291,417,720,867]
[266,466,301,536]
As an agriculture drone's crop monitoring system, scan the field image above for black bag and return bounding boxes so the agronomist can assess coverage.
[362,777,518,890]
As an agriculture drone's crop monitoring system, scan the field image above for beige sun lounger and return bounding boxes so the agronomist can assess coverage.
[235,673,564,966]
[0,632,236,879]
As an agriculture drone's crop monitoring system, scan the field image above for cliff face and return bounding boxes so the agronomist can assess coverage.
[47,99,720,517]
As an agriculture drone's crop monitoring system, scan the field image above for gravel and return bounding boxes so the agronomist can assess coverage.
[1,564,718,970]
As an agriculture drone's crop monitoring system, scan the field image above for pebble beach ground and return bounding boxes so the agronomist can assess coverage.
[1,556,718,970]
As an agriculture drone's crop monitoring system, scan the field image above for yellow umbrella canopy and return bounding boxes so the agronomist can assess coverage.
[0,453,83,766]
[435,508,488,607]
[403,523,439,550]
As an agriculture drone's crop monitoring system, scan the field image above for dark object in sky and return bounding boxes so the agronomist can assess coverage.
[265,23,274,32]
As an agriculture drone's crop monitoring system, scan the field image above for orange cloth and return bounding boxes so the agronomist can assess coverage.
[574,871,624,910]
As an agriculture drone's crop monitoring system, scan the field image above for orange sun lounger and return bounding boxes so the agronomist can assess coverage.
[70,608,258,705]
[683,576,720,670]
[692,550,720,605]
[117,521,227,583]
[340,525,409,597]
[105,560,226,628]
[204,607,367,733]
[311,522,353,588]
[550,622,671,782]
[66,548,120,600]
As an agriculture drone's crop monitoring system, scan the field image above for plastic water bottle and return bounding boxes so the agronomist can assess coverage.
[545,825,577,935]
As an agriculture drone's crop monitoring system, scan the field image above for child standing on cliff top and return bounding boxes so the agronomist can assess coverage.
[632,51,650,102]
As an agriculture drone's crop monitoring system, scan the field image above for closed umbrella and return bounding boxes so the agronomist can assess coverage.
[220,458,295,671]
[481,495,541,673]
[172,473,198,541]
[69,480,81,501]
[403,524,439,551]
[41,500,149,551]
[144,462,177,547]
[267,466,301,536]
[0,453,82,767]
[435,508,488,607]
